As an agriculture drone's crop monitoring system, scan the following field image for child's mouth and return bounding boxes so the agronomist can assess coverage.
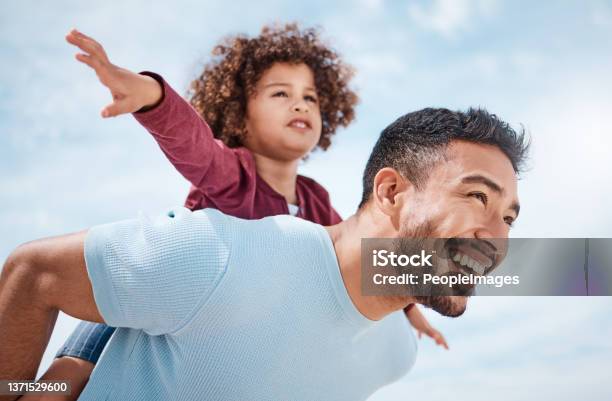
[288,119,311,130]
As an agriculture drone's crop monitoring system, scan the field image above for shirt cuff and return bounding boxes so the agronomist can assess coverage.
[134,71,166,113]
[84,225,125,327]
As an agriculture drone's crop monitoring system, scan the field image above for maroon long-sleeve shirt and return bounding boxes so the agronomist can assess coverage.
[132,73,342,225]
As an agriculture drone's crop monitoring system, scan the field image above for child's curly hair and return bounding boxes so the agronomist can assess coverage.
[188,23,358,150]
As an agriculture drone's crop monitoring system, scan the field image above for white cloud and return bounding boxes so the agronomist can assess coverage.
[407,0,500,39]
[510,73,612,237]
[369,297,612,401]
[471,53,501,80]
[510,51,544,77]
[371,353,612,401]
[590,1,612,28]
[360,0,384,12]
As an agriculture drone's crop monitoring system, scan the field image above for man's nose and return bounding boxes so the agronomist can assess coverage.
[475,218,509,259]
[475,225,507,240]
[476,213,510,239]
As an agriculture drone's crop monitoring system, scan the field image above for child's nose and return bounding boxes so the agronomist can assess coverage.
[293,100,309,113]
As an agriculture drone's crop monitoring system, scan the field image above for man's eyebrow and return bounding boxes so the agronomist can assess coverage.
[263,82,316,91]
[462,175,520,217]
[461,175,503,194]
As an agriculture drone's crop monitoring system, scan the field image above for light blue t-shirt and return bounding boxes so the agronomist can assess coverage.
[79,207,417,401]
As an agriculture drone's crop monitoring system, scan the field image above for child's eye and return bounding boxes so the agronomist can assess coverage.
[305,95,318,103]
[469,191,488,206]
[504,216,515,227]
[273,91,288,98]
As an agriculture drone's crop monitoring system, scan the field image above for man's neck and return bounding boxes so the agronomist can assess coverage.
[325,212,415,321]
[252,153,299,205]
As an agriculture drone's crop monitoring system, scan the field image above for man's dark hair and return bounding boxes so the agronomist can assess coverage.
[358,107,530,208]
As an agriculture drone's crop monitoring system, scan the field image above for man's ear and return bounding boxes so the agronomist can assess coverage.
[372,168,412,217]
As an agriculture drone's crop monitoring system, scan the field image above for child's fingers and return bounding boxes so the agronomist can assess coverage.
[66,30,93,53]
[66,29,110,64]
[101,99,132,118]
[75,53,98,70]
[75,53,108,77]
[434,334,449,350]
[70,29,97,43]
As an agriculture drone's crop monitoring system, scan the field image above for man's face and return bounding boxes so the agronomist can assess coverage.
[398,140,520,317]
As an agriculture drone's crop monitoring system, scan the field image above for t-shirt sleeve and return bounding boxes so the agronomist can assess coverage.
[83,207,232,335]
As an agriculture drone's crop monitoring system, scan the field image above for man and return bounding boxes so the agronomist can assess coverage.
[0,107,528,401]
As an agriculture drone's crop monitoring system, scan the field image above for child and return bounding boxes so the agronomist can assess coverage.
[36,24,448,399]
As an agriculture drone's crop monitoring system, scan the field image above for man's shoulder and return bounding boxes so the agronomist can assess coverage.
[194,207,313,227]
[222,211,333,261]
[264,213,325,236]
[193,208,326,244]
[172,206,231,229]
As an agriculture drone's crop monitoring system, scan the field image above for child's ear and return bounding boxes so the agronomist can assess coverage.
[372,168,412,218]
[239,121,249,140]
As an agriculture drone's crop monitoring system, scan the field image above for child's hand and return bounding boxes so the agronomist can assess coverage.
[405,306,449,350]
[65,29,162,118]
[416,326,449,350]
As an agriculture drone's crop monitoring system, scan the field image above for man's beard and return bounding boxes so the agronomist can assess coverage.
[398,218,468,318]
[414,295,467,317]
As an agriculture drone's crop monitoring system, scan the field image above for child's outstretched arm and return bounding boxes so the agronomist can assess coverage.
[65,29,162,118]
[405,305,449,350]
[68,30,254,208]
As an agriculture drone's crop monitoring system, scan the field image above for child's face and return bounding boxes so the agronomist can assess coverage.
[244,62,322,161]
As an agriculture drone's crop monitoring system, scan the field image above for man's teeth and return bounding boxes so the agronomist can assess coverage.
[452,252,490,275]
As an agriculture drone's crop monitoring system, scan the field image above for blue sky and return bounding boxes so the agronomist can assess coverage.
[1,1,612,400]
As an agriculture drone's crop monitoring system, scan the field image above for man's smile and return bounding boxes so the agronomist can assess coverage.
[445,238,498,276]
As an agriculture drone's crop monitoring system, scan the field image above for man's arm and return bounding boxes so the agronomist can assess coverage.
[0,230,103,397]
[33,321,115,401]
[1,208,231,401]
[18,357,93,401]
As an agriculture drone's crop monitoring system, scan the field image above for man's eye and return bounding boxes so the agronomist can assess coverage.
[504,216,515,227]
[273,91,288,97]
[469,192,488,206]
